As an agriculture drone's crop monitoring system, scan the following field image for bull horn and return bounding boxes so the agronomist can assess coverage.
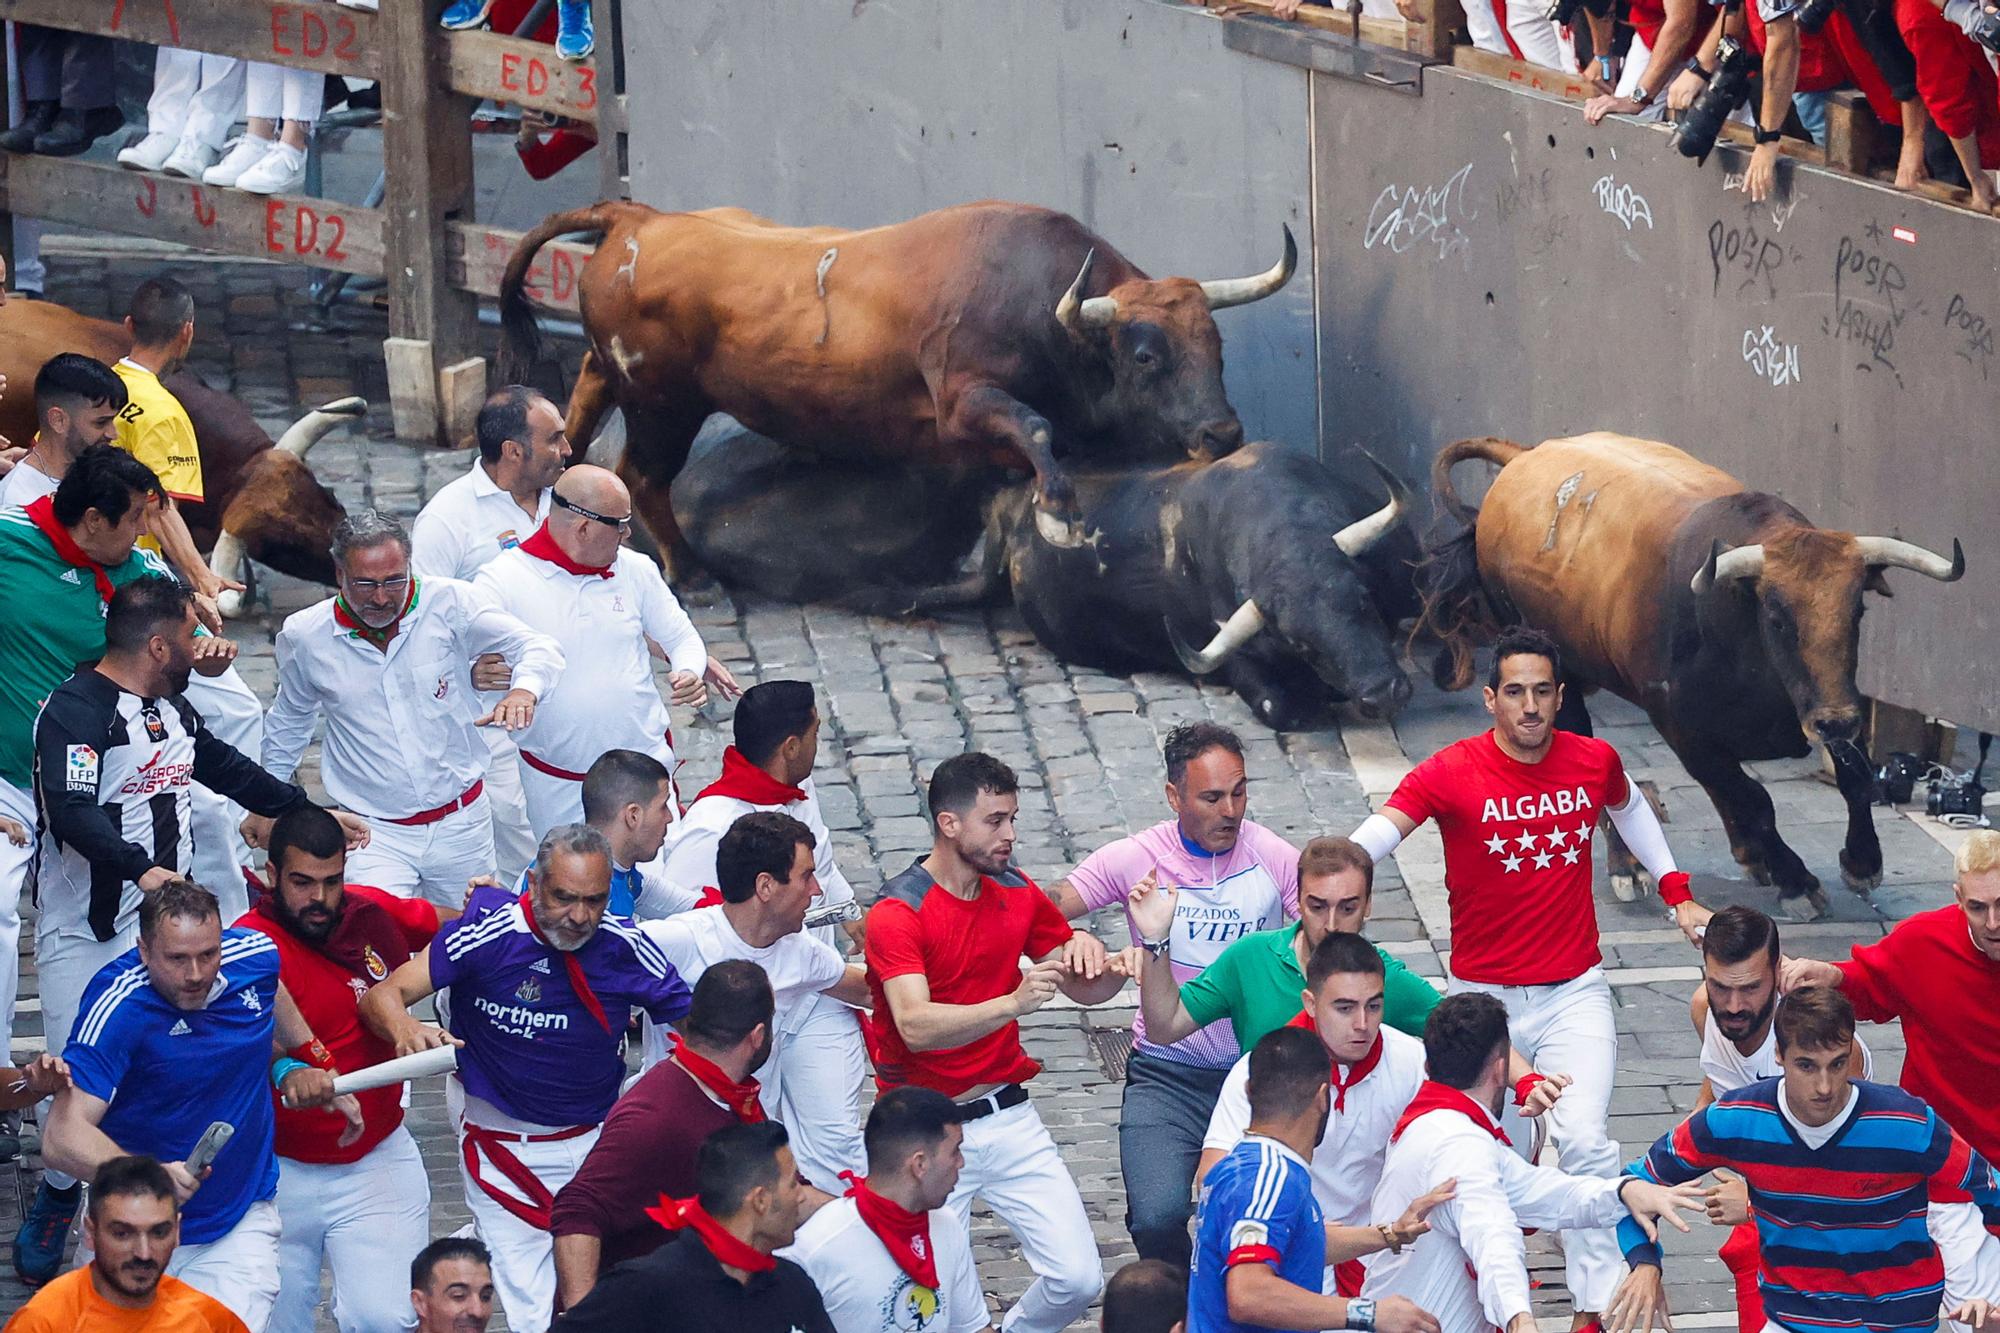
[1199,225,1298,311]
[1165,599,1265,675]
[1853,535,1965,583]
[209,529,249,619]
[1054,249,1118,332]
[1689,540,1765,594]
[274,396,368,459]
[1332,453,1411,558]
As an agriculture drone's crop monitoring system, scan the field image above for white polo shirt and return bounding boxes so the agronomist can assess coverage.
[0,457,57,507]
[637,904,846,1065]
[1363,1100,1627,1333]
[1203,1024,1425,1226]
[660,779,858,952]
[410,457,551,581]
[781,1196,987,1333]
[263,577,564,819]
[472,545,704,776]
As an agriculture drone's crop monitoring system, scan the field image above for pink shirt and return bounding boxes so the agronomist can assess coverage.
[1069,819,1299,1067]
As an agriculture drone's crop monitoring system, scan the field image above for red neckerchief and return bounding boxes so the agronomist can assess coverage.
[840,1172,939,1289]
[331,577,418,648]
[517,890,612,1035]
[696,746,807,807]
[1285,1010,1384,1112]
[694,886,724,909]
[248,888,416,985]
[645,1195,777,1274]
[519,521,613,578]
[24,496,114,602]
[671,1033,766,1123]
[1391,1079,1512,1146]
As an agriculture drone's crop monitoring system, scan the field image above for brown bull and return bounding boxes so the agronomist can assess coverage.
[0,300,361,615]
[1417,432,1964,919]
[497,199,1294,583]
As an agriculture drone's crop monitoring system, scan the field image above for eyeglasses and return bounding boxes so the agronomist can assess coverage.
[554,493,633,533]
[343,575,410,595]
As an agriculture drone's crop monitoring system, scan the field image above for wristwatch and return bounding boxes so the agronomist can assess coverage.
[1140,935,1172,960]
[1378,1223,1403,1254]
[1753,124,1784,143]
[1631,84,1656,107]
[1684,56,1713,81]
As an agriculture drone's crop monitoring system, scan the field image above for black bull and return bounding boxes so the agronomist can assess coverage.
[672,431,1419,728]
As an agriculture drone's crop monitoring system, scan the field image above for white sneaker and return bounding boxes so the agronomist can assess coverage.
[160,137,219,180]
[336,0,378,8]
[116,131,178,172]
[203,136,276,188]
[234,141,307,196]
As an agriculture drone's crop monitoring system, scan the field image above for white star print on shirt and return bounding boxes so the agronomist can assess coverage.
[1502,854,1524,872]
[1572,823,1593,843]
[1515,830,1538,851]
[1546,826,1570,847]
[1561,847,1582,865]
[1485,833,1510,855]
[1532,849,1554,869]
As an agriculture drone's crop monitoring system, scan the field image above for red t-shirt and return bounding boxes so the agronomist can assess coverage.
[864,863,1076,1097]
[1838,905,2000,1162]
[1385,731,1628,985]
[236,885,441,1163]
[1628,0,1668,55]
[1895,0,2000,160]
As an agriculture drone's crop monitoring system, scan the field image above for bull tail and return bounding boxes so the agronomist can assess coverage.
[498,202,638,381]
[1409,437,1528,691]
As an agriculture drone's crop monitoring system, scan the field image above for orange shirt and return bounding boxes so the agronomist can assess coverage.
[4,1267,249,1333]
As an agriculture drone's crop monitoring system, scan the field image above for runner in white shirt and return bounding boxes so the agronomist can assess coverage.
[782,1087,994,1333]
[1363,993,1702,1333]
[470,464,721,834]
[643,810,874,1191]
[260,509,565,907]
[660,682,870,1187]
[1196,932,1431,1297]
[410,386,568,879]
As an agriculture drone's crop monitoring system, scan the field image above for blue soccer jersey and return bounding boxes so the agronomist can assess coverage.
[429,884,691,1126]
[65,928,283,1244]
[1190,1135,1327,1333]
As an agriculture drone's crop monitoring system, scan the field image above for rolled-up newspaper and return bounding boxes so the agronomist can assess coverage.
[330,1045,460,1096]
[804,900,864,929]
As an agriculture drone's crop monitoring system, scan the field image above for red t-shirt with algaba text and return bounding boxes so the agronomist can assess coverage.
[1385,730,1629,986]
[864,863,1076,1097]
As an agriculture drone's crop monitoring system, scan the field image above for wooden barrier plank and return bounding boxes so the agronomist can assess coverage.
[0,155,384,275]
[442,29,601,124]
[1450,45,1593,101]
[448,222,590,316]
[1204,0,1413,51]
[0,0,380,78]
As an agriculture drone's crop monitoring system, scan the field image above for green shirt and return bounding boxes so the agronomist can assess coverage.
[1178,922,1442,1055]
[0,507,172,788]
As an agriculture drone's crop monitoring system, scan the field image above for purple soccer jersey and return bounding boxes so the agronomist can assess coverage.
[429,885,691,1125]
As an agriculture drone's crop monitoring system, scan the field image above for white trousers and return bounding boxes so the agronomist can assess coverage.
[146,48,244,147]
[36,925,139,1189]
[166,1198,285,1333]
[519,739,677,844]
[454,1099,599,1333]
[0,779,35,1047]
[1449,966,1622,1313]
[1613,31,1670,120]
[1463,0,1572,71]
[482,727,538,882]
[765,992,868,1193]
[346,795,495,911]
[273,1126,430,1333]
[184,666,264,925]
[942,1097,1103,1333]
[5,28,44,293]
[245,62,321,124]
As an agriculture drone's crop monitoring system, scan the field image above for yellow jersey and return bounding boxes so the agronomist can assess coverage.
[113,357,204,503]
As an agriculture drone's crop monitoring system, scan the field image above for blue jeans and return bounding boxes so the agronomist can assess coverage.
[1119,1048,1232,1270]
[1794,90,1831,145]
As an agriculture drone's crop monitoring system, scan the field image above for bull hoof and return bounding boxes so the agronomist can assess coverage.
[1608,872,1644,903]
[1032,506,1087,550]
[1779,889,1829,922]
[1839,857,1882,896]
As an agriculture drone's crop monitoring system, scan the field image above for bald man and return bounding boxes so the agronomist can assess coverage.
[472,466,728,835]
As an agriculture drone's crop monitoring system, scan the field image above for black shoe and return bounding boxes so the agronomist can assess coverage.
[34,106,125,158]
[0,101,58,154]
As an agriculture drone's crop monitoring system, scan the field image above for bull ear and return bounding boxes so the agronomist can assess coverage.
[1863,568,1895,597]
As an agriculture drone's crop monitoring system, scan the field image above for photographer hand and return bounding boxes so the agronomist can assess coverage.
[1744,142,1780,203]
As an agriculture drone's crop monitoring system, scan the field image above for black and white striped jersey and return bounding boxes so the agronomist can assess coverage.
[32,668,306,942]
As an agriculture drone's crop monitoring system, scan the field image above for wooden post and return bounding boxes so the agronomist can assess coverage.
[381,0,484,445]
[1823,90,1879,177]
[594,0,628,200]
[1409,0,1463,59]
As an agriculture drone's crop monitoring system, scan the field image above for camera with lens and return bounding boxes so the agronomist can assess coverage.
[1544,0,1612,29]
[1926,771,1987,820]
[1672,36,1760,163]
[1792,0,1840,33]
[1873,751,1925,806]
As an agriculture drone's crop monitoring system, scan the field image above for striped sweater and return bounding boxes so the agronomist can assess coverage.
[1620,1078,2000,1333]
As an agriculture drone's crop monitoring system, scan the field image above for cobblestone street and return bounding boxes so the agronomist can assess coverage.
[0,251,1976,1329]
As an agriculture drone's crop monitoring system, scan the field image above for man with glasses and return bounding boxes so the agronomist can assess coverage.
[473,464,726,836]
[261,510,566,907]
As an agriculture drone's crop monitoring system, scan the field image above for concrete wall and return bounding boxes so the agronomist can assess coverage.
[1311,66,1999,730]
[624,0,1319,452]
